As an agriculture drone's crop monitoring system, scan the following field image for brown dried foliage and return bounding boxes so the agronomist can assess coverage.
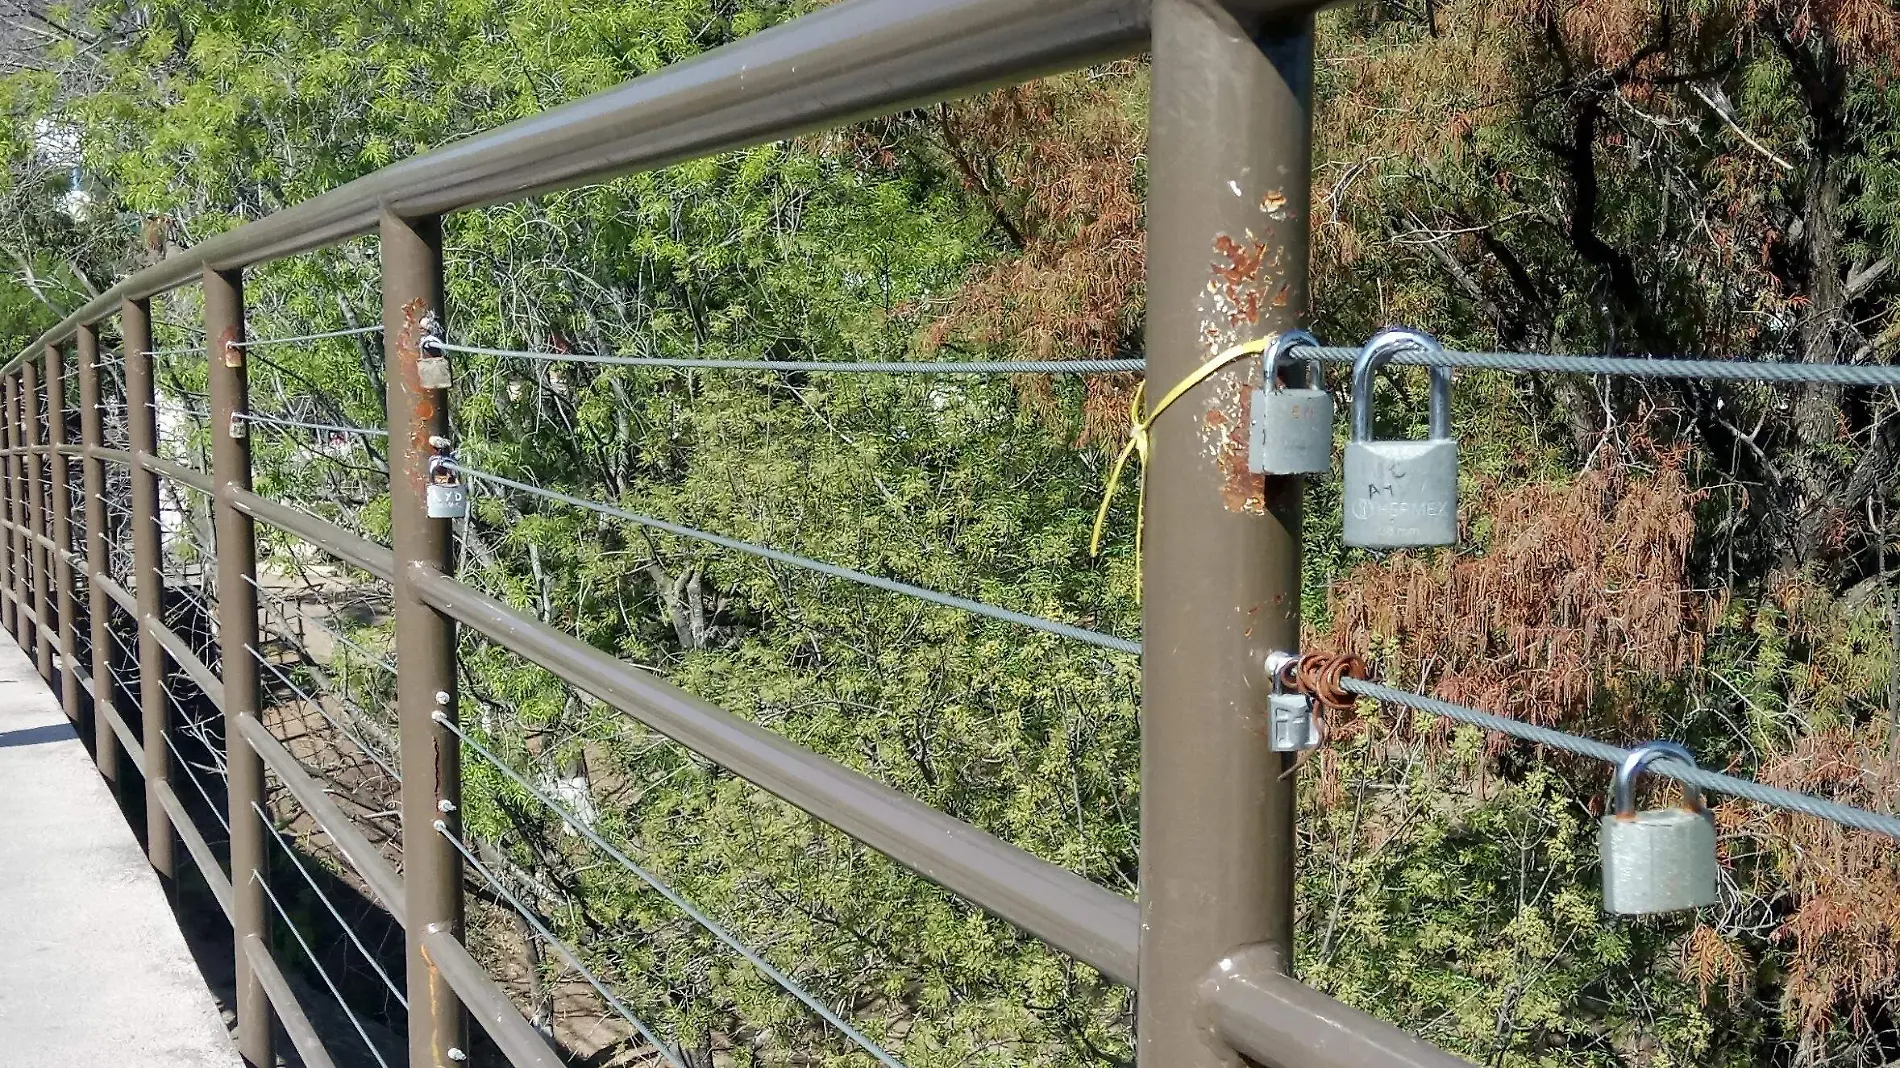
[1319,441,1707,745]
[923,66,1147,444]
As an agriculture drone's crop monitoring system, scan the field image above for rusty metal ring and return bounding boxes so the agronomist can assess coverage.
[1291,652,1366,712]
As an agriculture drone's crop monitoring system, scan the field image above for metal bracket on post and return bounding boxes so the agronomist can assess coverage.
[1265,651,1320,753]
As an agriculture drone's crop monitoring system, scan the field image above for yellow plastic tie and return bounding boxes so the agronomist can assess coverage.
[1089,335,1277,567]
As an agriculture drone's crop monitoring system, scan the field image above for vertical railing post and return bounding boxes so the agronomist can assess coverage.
[7,373,27,651]
[0,371,13,640]
[205,266,273,1068]
[125,298,174,883]
[78,325,117,788]
[383,208,469,1066]
[1140,4,1314,1067]
[49,342,80,727]
[25,354,52,681]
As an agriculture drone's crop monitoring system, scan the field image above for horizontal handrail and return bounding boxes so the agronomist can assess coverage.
[152,779,234,921]
[420,926,564,1068]
[141,453,214,494]
[7,0,1155,373]
[235,712,406,926]
[242,934,340,1068]
[229,489,395,580]
[1205,946,1479,1068]
[147,618,225,709]
[98,690,146,778]
[95,571,137,616]
[412,565,1141,984]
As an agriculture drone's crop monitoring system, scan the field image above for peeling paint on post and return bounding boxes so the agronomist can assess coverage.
[1141,3,1314,1067]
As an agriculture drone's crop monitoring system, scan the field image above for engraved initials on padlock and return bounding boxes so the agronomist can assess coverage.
[1342,328,1458,548]
[1248,329,1335,476]
[1599,741,1718,916]
[426,451,469,519]
[427,480,468,519]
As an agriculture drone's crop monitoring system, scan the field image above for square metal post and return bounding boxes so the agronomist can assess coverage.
[48,342,80,727]
[77,325,117,788]
[1140,3,1315,1066]
[204,265,274,1068]
[124,297,174,882]
[25,354,52,681]
[382,208,469,1067]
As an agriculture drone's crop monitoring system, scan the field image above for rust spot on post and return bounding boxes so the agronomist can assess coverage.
[396,296,432,493]
[216,325,243,368]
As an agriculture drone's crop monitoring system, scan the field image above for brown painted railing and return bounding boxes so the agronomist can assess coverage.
[1,2,1478,1066]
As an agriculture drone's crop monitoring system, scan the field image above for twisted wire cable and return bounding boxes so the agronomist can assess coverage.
[243,575,397,675]
[429,337,1900,387]
[1296,344,1900,387]
[248,643,401,783]
[447,461,1141,656]
[253,871,395,1068]
[254,801,407,1009]
[235,412,389,438]
[1339,676,1900,839]
[235,324,383,349]
[435,822,685,1068]
[163,730,231,834]
[426,338,1143,375]
[436,712,910,1068]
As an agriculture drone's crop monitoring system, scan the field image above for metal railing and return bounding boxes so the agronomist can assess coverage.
[2,2,1484,1067]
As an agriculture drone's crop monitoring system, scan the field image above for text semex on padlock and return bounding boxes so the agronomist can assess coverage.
[1248,329,1334,476]
[1600,741,1719,916]
[1343,328,1458,548]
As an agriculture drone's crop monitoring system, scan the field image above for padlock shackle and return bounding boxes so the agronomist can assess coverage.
[1349,328,1451,441]
[1262,329,1324,392]
[1612,740,1705,816]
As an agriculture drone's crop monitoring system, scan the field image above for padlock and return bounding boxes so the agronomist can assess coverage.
[1264,651,1321,751]
[426,479,469,519]
[1269,692,1320,751]
[1342,328,1457,548]
[1599,741,1718,916]
[1248,329,1334,475]
[426,452,469,519]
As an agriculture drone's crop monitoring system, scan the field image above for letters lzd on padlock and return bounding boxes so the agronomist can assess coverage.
[1342,328,1458,548]
[1249,329,1334,476]
[1600,741,1718,916]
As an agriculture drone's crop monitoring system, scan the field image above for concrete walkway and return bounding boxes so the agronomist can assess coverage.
[0,641,241,1067]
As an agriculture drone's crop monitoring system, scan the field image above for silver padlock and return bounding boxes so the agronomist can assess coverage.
[427,479,468,519]
[1249,329,1334,475]
[1264,651,1321,751]
[426,453,469,519]
[1342,328,1457,548]
[1600,741,1718,916]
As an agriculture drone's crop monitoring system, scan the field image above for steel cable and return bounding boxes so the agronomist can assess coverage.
[436,712,911,1068]
[253,871,396,1068]
[243,575,398,675]
[435,823,685,1068]
[235,412,389,438]
[235,325,383,349]
[1339,676,1900,839]
[248,643,401,783]
[430,337,1900,388]
[255,801,408,1009]
[1294,344,1900,387]
[426,339,1143,375]
[446,461,1141,655]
